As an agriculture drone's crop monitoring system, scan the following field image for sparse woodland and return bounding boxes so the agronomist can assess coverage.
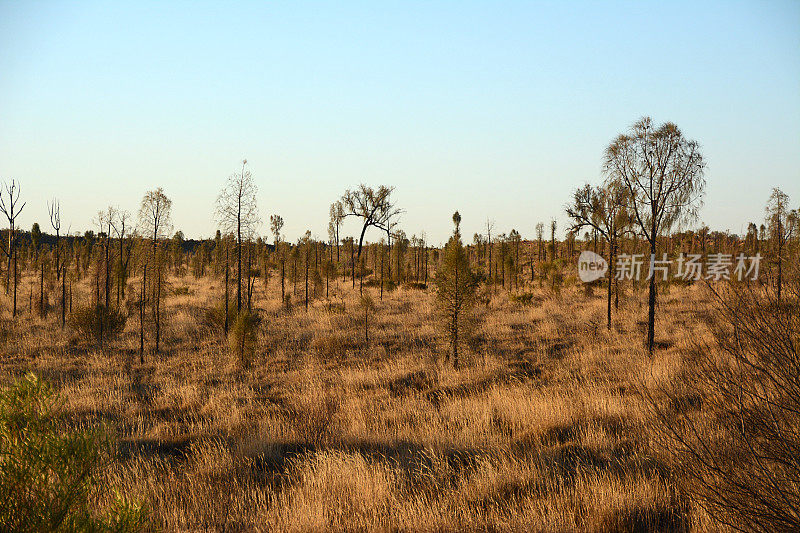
[1,119,799,531]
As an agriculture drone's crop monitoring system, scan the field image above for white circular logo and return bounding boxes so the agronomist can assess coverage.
[578,251,608,283]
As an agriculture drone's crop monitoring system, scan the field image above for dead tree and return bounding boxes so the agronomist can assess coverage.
[216,160,260,315]
[566,182,632,329]
[48,200,62,280]
[0,180,26,317]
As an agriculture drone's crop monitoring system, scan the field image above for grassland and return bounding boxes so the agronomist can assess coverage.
[0,273,721,531]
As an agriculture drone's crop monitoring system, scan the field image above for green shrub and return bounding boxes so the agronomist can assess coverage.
[510,292,535,305]
[0,373,148,532]
[173,286,192,296]
[201,300,228,333]
[228,310,261,367]
[68,304,127,346]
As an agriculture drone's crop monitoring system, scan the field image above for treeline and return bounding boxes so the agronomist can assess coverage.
[0,117,797,359]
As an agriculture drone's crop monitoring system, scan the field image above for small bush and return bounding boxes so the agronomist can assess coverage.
[173,286,192,296]
[0,373,148,531]
[201,301,228,333]
[228,310,261,367]
[68,304,127,345]
[510,292,535,305]
[650,279,800,532]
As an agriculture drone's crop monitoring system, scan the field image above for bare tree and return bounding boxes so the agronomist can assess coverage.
[0,179,26,317]
[217,160,260,314]
[566,182,631,329]
[535,222,544,262]
[96,207,117,309]
[341,185,400,261]
[485,219,494,282]
[48,200,62,280]
[48,200,67,327]
[270,214,284,302]
[138,188,172,355]
[109,209,133,305]
[605,117,705,354]
[329,201,344,264]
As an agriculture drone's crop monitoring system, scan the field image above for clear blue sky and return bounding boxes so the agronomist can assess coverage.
[1,0,798,245]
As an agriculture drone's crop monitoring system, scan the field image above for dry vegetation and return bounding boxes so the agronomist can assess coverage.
[1,270,735,532]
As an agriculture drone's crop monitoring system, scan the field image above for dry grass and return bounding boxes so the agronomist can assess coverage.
[0,274,724,531]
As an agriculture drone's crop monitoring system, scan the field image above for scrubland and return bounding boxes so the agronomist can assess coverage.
[1,274,727,531]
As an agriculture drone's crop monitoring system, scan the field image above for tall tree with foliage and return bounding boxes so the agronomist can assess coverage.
[765,188,797,302]
[605,117,705,354]
[434,211,479,369]
[341,184,400,261]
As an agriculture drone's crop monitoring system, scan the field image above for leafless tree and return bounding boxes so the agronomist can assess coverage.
[139,188,173,253]
[341,184,400,261]
[566,182,632,329]
[329,201,344,264]
[605,117,705,354]
[535,222,544,262]
[109,209,133,305]
[138,188,173,354]
[96,207,117,309]
[0,179,26,316]
[48,199,66,327]
[485,219,494,282]
[48,200,62,280]
[270,214,284,301]
[216,160,260,314]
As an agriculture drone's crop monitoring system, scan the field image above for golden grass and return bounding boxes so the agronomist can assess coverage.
[0,273,722,531]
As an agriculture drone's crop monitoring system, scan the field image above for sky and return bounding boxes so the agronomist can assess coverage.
[1,0,798,245]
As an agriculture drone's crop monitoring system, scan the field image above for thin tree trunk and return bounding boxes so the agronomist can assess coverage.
[155,265,161,353]
[140,265,146,363]
[40,260,45,317]
[225,247,230,335]
[305,246,309,311]
[13,246,17,317]
[647,236,656,355]
[61,262,66,328]
[606,241,613,330]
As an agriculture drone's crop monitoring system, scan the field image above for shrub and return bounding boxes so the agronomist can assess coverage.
[650,278,800,533]
[68,304,127,346]
[201,301,227,333]
[228,310,261,367]
[0,373,148,531]
[510,292,535,305]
